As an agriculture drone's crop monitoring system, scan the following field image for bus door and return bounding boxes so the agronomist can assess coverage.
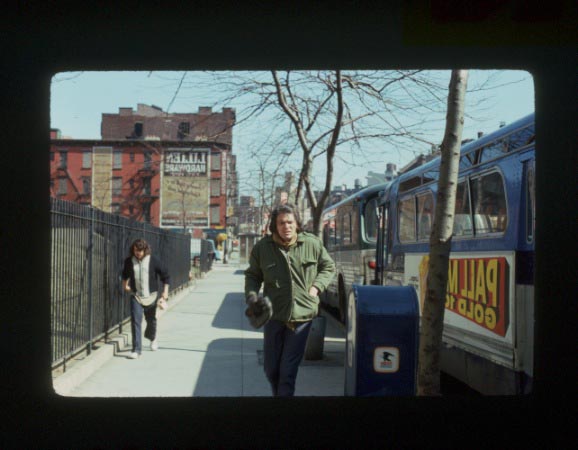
[383,202,401,286]
[373,200,385,285]
[375,191,392,286]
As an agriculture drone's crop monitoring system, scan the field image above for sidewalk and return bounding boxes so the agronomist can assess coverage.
[54,254,346,397]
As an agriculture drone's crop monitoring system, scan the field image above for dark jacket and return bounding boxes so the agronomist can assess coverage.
[122,255,170,294]
[244,232,335,323]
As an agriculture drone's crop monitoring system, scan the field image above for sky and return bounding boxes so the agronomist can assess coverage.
[50,70,534,197]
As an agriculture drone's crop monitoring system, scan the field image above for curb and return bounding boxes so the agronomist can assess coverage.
[52,280,198,396]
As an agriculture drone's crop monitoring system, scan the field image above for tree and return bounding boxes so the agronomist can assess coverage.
[208,70,457,236]
[240,140,294,234]
[271,70,343,236]
[158,69,523,236]
[417,70,469,396]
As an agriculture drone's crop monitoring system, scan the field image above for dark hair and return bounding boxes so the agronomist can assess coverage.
[129,238,151,257]
[269,204,302,234]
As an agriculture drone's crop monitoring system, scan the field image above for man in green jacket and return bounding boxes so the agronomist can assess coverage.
[245,203,335,397]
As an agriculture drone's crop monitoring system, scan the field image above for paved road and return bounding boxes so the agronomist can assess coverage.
[65,256,347,397]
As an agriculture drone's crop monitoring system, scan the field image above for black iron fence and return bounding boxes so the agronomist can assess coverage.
[51,198,191,369]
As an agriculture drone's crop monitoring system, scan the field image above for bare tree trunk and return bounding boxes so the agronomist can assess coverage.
[417,70,469,396]
[271,70,343,236]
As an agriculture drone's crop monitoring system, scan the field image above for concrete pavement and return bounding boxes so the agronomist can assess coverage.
[53,254,346,397]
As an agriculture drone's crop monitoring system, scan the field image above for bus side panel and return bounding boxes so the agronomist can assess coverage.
[405,251,517,367]
[323,245,341,309]
[340,248,367,295]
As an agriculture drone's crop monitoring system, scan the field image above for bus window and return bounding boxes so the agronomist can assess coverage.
[341,213,352,246]
[351,209,360,246]
[422,169,439,185]
[509,123,535,151]
[480,139,508,163]
[471,172,507,234]
[459,152,475,171]
[323,219,336,249]
[417,192,434,241]
[399,176,421,193]
[453,181,473,237]
[364,198,379,242]
[398,197,416,242]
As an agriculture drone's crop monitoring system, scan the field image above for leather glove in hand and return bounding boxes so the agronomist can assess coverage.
[245,291,273,329]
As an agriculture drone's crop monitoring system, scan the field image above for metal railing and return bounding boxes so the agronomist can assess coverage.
[50,198,191,369]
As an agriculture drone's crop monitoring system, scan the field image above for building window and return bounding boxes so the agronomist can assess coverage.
[134,122,143,138]
[178,122,190,140]
[144,152,152,169]
[130,152,135,162]
[143,203,151,222]
[129,205,134,215]
[129,179,134,189]
[211,179,221,197]
[58,178,67,195]
[113,150,122,169]
[82,177,91,195]
[59,151,67,169]
[210,205,220,225]
[82,151,92,169]
[50,152,54,162]
[211,153,221,171]
[112,177,123,196]
[111,203,121,214]
[142,177,151,195]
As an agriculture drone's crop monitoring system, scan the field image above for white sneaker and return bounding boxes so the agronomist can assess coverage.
[150,340,158,351]
[127,352,140,359]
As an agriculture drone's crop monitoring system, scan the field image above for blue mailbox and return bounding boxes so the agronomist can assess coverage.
[345,285,419,396]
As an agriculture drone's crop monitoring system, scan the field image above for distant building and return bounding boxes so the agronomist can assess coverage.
[365,163,398,186]
[397,153,440,175]
[239,196,255,207]
[235,195,269,235]
[101,104,235,145]
[384,163,397,181]
[50,104,238,230]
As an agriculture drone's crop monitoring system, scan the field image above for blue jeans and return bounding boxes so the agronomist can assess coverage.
[130,296,158,353]
[263,320,312,397]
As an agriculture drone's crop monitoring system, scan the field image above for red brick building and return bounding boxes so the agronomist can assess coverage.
[101,103,235,145]
[50,104,238,230]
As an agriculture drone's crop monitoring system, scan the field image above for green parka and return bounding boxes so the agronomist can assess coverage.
[244,232,336,323]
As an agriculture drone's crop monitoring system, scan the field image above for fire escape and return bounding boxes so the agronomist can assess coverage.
[55,164,86,202]
[129,156,159,222]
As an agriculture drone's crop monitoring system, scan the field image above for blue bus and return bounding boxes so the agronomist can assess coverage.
[321,183,390,322]
[374,113,535,394]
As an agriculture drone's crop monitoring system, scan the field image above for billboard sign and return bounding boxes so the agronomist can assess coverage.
[161,148,210,227]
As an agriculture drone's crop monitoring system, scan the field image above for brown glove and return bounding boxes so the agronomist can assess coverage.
[245,291,273,329]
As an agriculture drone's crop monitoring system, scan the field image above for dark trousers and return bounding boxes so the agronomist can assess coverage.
[263,319,312,397]
[130,296,158,353]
